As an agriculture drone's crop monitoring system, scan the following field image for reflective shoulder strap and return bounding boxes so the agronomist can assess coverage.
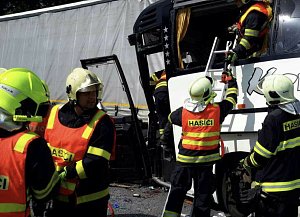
[14,132,39,153]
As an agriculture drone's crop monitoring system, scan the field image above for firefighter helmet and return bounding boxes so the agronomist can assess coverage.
[66,68,103,102]
[257,74,296,105]
[189,76,214,103]
[0,68,50,121]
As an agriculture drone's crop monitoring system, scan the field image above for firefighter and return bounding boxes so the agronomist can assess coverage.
[226,0,273,63]
[0,68,59,217]
[150,69,170,136]
[45,68,116,217]
[162,75,238,217]
[240,74,300,217]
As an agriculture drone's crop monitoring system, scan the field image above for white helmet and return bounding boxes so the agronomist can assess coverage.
[257,74,296,105]
[66,68,103,102]
[189,76,214,103]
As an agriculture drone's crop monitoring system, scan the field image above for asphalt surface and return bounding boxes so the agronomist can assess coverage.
[108,183,300,217]
[108,183,193,217]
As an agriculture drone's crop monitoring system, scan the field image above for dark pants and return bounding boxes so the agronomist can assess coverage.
[50,195,109,217]
[165,164,214,217]
[255,193,298,217]
[154,91,170,134]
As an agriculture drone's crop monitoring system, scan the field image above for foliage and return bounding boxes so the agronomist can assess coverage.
[0,0,82,16]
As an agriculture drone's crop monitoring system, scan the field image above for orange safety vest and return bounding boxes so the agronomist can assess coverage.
[44,104,110,203]
[0,131,39,217]
[177,104,221,164]
[237,2,273,55]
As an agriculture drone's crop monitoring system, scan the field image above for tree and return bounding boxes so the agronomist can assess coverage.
[0,0,83,16]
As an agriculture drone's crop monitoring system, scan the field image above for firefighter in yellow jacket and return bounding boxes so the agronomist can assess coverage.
[227,0,273,63]
[162,75,238,217]
[45,68,116,217]
[0,68,59,217]
[241,74,300,217]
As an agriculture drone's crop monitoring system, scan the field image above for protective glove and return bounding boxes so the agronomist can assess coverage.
[240,185,262,204]
[59,164,78,180]
[226,50,238,64]
[57,166,78,197]
[31,199,54,217]
[228,24,238,34]
[221,69,235,84]
[239,158,252,182]
[159,135,171,151]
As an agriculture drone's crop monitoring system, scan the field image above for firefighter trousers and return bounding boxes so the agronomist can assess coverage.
[154,91,170,134]
[255,192,299,217]
[164,164,214,217]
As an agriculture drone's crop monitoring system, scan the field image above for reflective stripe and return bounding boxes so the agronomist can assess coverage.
[177,153,221,163]
[76,160,87,179]
[276,137,300,152]
[151,74,159,81]
[245,29,259,37]
[255,137,300,157]
[55,165,64,172]
[155,81,167,89]
[182,131,220,150]
[226,87,238,95]
[32,171,60,200]
[0,203,26,213]
[82,110,105,139]
[225,97,236,106]
[14,132,38,153]
[163,210,180,217]
[240,38,251,50]
[46,104,60,130]
[77,188,109,204]
[240,4,272,26]
[159,128,164,135]
[87,146,111,160]
[59,179,76,195]
[182,131,219,138]
[254,141,274,158]
[182,139,219,148]
[254,179,300,192]
[249,152,259,167]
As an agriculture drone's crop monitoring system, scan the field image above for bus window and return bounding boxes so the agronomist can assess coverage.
[274,0,300,54]
[177,6,238,71]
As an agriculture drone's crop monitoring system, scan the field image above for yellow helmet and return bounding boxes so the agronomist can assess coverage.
[257,74,295,105]
[66,68,103,102]
[0,68,50,122]
[189,76,214,103]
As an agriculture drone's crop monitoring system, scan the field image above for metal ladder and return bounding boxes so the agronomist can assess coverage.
[204,36,235,101]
